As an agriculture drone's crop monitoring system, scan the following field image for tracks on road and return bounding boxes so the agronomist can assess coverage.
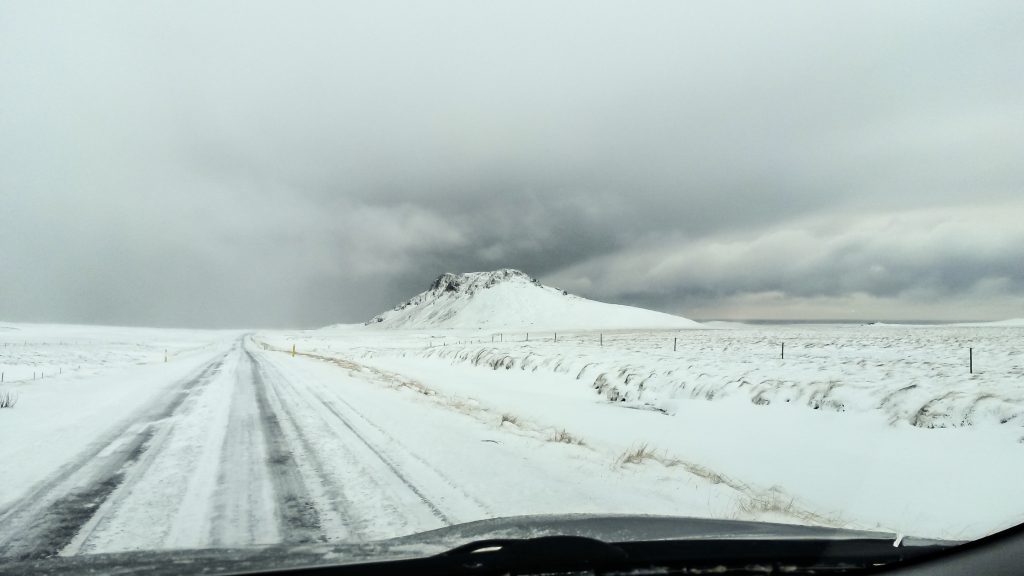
[251,345,490,539]
[238,349,323,545]
[0,352,228,560]
[0,336,482,559]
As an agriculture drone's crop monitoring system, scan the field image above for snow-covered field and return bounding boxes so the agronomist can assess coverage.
[265,322,1024,540]
[1,319,1023,562]
[0,322,230,384]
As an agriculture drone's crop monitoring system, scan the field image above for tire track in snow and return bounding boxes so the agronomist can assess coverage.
[259,355,451,529]
[306,393,453,526]
[268,348,492,520]
[246,347,366,541]
[239,348,324,545]
[253,347,487,534]
[303,373,492,519]
[0,351,229,560]
[61,340,325,553]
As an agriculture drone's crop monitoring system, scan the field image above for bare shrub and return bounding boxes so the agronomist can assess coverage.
[0,391,17,409]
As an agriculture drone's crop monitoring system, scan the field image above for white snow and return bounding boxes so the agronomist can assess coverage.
[2,317,1023,559]
[0,324,237,512]
[954,318,1024,327]
[362,269,703,331]
[265,322,1024,540]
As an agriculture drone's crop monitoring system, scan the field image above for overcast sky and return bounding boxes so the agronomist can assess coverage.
[2,1,1022,328]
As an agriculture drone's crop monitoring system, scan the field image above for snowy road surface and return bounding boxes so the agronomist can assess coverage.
[2,325,1023,560]
[0,334,743,559]
[0,337,467,558]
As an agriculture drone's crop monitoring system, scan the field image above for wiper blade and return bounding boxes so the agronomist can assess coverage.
[439,535,628,572]
[0,534,955,575]
[285,535,952,575]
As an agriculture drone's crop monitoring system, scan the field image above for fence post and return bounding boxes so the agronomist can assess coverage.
[600,333,603,347]
[674,337,677,352]
[781,342,785,359]
[554,332,557,343]
[292,344,296,357]
[970,347,973,374]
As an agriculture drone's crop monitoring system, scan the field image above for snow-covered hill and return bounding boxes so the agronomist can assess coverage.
[365,269,703,330]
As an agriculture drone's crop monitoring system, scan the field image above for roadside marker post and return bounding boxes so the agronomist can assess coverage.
[970,347,973,374]
[292,344,296,357]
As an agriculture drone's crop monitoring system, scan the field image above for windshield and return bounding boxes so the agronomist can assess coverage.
[1,1,1022,573]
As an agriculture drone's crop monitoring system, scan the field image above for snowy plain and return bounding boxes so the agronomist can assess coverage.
[265,322,1024,541]
[1,318,1023,562]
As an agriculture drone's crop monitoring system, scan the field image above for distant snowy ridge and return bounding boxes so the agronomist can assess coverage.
[953,318,1024,327]
[365,268,703,330]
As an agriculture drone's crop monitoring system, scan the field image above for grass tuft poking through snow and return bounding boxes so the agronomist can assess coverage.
[0,391,17,409]
[615,443,656,466]
[738,486,796,516]
[549,428,585,445]
[499,413,519,427]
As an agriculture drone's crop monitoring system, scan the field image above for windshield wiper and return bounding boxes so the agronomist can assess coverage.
[286,534,951,575]
[438,535,628,572]
[0,516,958,576]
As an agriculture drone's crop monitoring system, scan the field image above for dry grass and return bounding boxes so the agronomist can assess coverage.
[549,428,585,445]
[738,487,796,516]
[0,391,17,409]
[615,443,657,466]
[500,413,519,427]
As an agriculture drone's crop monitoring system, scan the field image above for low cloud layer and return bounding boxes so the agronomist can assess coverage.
[548,204,1024,320]
[2,1,1022,327]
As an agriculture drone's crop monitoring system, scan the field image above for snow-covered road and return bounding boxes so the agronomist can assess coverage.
[0,334,742,559]
[1,336,470,558]
[3,324,1023,561]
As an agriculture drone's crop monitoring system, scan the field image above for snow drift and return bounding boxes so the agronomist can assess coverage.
[365,269,703,330]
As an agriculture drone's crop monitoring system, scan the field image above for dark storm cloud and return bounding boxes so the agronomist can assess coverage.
[1,1,1022,327]
[547,204,1024,319]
